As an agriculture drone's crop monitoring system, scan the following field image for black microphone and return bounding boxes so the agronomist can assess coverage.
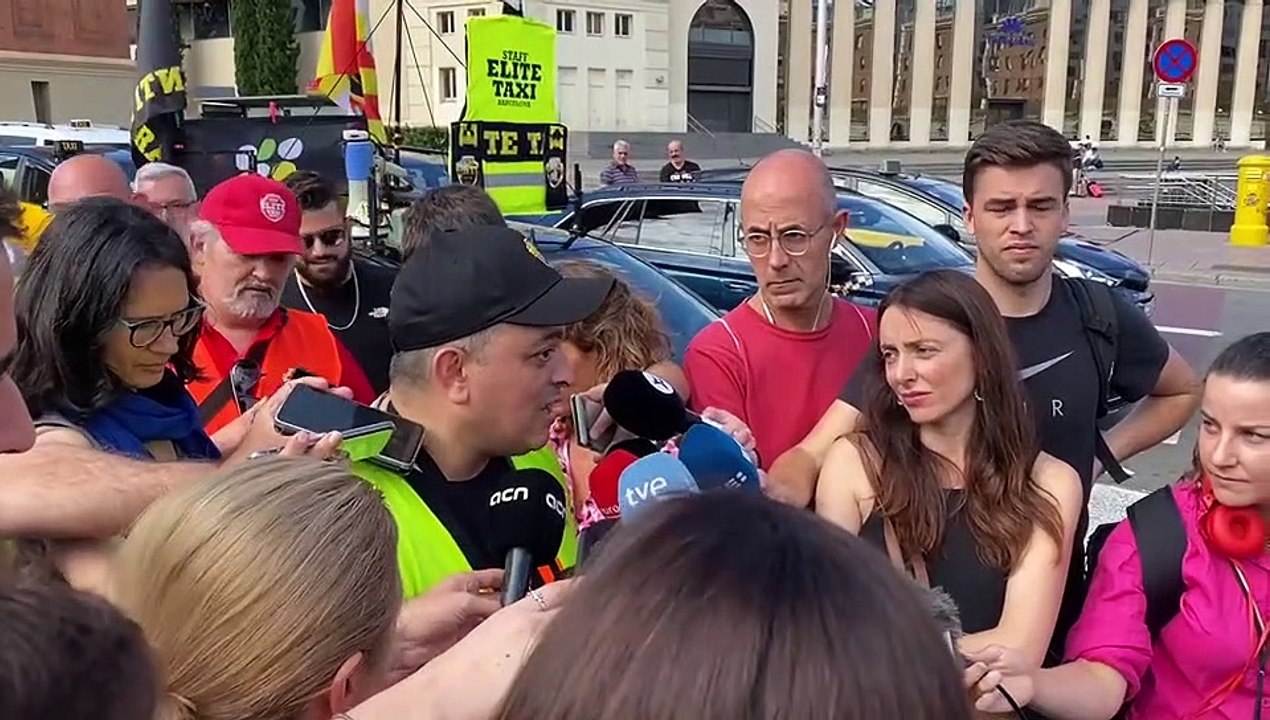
[605,437,658,458]
[487,469,568,606]
[602,370,699,441]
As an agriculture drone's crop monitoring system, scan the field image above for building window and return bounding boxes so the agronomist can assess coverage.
[190,0,231,40]
[438,10,455,34]
[468,7,484,17]
[440,67,458,101]
[615,13,632,37]
[294,0,333,33]
[586,11,604,36]
[557,9,574,33]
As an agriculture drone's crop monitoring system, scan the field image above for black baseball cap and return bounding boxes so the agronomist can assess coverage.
[389,225,615,351]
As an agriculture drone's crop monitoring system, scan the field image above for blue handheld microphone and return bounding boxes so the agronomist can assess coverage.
[677,423,761,494]
[618,453,699,522]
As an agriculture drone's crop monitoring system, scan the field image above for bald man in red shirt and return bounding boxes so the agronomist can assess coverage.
[684,150,875,470]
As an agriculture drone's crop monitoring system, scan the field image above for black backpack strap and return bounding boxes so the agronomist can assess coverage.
[197,336,273,426]
[1126,486,1187,640]
[1067,279,1132,484]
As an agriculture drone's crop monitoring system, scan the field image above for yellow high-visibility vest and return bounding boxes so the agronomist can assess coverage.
[352,445,578,599]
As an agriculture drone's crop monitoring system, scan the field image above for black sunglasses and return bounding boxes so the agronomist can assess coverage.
[302,227,347,250]
[118,304,204,349]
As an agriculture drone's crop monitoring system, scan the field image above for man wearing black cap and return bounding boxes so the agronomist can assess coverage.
[359,224,612,596]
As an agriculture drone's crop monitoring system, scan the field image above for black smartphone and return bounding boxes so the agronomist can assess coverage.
[274,385,424,472]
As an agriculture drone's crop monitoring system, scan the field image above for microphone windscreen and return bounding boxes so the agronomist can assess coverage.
[677,423,761,494]
[606,437,658,458]
[589,450,638,520]
[618,453,699,522]
[924,585,963,641]
[603,370,693,441]
[487,468,567,566]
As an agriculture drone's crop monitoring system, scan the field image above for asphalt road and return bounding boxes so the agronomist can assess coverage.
[1087,281,1269,532]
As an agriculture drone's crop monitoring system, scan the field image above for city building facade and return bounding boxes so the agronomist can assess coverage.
[1,0,134,126]
[784,0,1270,148]
[167,0,780,134]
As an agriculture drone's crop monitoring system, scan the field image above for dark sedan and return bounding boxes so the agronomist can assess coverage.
[513,182,973,312]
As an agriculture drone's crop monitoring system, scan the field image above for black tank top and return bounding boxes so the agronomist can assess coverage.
[860,489,1007,634]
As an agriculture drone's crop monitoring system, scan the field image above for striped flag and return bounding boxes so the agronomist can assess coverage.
[308,0,387,144]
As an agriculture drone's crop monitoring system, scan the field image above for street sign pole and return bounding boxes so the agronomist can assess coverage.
[1147,95,1176,269]
[1146,38,1198,272]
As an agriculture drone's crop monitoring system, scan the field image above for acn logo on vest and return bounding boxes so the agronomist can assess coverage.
[489,486,530,506]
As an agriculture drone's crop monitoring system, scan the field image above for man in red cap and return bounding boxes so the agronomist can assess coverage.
[187,174,375,434]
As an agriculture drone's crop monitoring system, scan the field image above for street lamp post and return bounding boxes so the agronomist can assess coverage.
[811,0,830,156]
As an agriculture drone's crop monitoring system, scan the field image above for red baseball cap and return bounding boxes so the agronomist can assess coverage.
[199,174,304,256]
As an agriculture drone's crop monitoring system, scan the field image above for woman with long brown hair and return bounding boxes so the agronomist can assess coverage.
[816,269,1082,670]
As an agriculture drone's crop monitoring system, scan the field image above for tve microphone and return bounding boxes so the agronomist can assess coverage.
[576,450,637,568]
[344,129,373,226]
[487,469,567,606]
[603,370,699,441]
[617,453,699,522]
[677,423,761,494]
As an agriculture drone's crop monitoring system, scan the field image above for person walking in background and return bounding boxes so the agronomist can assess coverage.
[281,171,396,395]
[599,140,639,186]
[659,139,701,183]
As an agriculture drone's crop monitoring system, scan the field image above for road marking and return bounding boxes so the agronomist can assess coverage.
[1163,431,1182,446]
[1155,325,1223,338]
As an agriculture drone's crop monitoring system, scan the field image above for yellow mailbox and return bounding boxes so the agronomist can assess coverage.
[1231,154,1270,247]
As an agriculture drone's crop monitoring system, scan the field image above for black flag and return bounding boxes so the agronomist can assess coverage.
[131,0,187,167]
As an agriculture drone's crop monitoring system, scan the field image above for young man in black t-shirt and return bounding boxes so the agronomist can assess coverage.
[658,139,701,183]
[280,171,397,393]
[763,121,1200,655]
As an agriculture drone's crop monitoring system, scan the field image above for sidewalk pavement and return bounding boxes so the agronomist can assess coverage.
[1068,199,1270,288]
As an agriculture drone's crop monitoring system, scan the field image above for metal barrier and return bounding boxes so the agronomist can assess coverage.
[1118,172,1238,210]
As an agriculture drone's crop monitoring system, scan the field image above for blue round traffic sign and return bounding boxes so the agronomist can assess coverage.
[1153,38,1198,84]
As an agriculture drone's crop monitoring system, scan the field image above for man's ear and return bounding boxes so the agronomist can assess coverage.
[962,203,975,237]
[433,346,472,404]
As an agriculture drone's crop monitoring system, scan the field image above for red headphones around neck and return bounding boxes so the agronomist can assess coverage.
[1198,475,1267,559]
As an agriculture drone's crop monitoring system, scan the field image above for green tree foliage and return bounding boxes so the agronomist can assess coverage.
[230,0,300,96]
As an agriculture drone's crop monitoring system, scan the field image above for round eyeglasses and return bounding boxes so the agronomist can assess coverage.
[118,304,204,348]
[740,220,832,258]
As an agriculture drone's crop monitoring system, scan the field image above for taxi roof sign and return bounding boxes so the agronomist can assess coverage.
[53,139,85,159]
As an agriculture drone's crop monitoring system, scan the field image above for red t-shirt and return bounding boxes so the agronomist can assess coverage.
[684,299,876,470]
[199,311,377,405]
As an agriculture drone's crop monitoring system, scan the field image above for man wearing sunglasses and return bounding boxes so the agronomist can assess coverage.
[187,174,376,434]
[280,171,396,394]
[682,149,877,471]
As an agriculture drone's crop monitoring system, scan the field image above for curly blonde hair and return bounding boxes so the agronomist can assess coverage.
[555,261,671,383]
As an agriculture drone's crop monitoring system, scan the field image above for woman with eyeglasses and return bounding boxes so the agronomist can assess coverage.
[11,198,217,465]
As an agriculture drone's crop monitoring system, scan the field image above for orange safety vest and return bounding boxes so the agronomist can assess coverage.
[189,310,343,435]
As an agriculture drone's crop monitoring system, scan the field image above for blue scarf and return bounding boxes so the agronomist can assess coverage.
[77,372,221,461]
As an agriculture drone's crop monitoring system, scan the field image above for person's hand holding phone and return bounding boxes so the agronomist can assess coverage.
[224,377,350,464]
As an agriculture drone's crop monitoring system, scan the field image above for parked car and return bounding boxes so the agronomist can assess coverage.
[365,220,719,360]
[697,165,1156,316]
[512,182,974,312]
[0,145,135,206]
